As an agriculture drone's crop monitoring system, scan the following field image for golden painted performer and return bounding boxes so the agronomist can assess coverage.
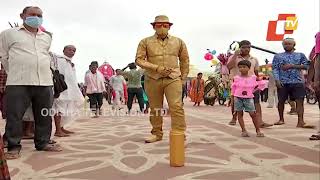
[135,15,190,143]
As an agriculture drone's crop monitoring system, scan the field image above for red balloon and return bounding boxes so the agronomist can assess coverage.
[204,53,213,61]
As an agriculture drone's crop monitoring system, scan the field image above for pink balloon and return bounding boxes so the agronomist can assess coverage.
[204,53,213,61]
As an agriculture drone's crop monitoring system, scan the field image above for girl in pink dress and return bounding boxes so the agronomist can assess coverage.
[231,60,264,137]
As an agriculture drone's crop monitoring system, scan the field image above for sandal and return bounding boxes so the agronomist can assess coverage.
[49,140,57,144]
[309,135,320,140]
[62,128,75,134]
[311,134,320,138]
[287,111,297,115]
[54,133,70,137]
[241,131,250,137]
[274,121,285,125]
[5,150,21,160]
[297,124,315,129]
[229,121,237,126]
[260,123,273,128]
[40,144,62,152]
[256,132,265,137]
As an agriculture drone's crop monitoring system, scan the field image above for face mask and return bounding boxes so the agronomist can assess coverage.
[155,27,169,38]
[25,16,43,28]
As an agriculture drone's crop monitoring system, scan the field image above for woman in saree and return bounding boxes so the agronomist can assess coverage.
[189,73,205,106]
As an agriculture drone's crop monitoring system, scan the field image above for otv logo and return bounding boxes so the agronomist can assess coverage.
[266,14,298,41]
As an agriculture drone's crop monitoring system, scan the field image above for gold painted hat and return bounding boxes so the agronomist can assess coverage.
[150,15,173,25]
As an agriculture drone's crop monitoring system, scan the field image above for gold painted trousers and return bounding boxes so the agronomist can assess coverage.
[145,77,186,137]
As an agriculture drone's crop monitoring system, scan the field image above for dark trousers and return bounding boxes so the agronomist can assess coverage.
[182,85,187,103]
[87,93,103,112]
[127,88,144,112]
[260,88,268,102]
[145,101,150,109]
[5,86,53,151]
[0,92,6,119]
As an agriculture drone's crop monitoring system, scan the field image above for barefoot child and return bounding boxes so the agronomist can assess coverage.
[231,60,264,137]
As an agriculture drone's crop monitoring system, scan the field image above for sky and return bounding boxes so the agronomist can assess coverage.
[1,0,319,81]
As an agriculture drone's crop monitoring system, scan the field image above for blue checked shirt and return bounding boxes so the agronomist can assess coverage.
[272,52,309,84]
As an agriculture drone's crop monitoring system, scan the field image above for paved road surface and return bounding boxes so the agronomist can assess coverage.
[1,100,319,180]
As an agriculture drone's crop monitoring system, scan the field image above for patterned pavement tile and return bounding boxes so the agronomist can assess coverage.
[0,101,319,180]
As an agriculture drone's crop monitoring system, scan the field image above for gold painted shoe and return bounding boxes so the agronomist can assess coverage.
[145,135,162,143]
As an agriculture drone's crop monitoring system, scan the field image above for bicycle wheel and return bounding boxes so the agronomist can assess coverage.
[307,95,317,104]
[218,97,226,105]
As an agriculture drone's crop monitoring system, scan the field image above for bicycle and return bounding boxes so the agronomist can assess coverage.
[306,87,318,105]
[217,85,230,105]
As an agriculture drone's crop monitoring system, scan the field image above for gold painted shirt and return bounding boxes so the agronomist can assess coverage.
[135,34,189,80]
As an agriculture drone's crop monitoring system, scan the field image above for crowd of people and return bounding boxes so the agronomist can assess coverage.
[189,37,320,136]
[0,6,319,179]
[186,37,320,138]
[82,61,149,117]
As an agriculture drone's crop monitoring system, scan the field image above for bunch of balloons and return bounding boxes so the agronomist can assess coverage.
[204,49,219,66]
[217,53,231,65]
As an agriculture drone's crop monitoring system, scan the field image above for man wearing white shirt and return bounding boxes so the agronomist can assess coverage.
[110,69,126,110]
[0,6,62,159]
[52,45,84,137]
